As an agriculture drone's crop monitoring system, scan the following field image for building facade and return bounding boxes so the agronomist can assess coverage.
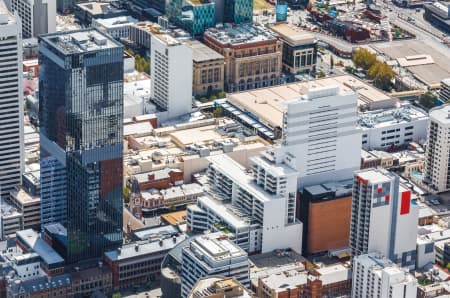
[440,78,450,103]
[0,204,23,239]
[189,277,252,298]
[0,0,24,201]
[187,153,303,255]
[150,33,193,119]
[358,104,428,150]
[425,104,450,192]
[10,0,56,38]
[270,23,317,75]
[350,169,418,269]
[92,15,138,40]
[281,85,361,188]
[222,0,253,24]
[352,253,417,298]
[39,29,124,263]
[186,40,224,97]
[181,232,250,298]
[203,25,282,92]
[423,2,450,34]
[9,187,40,231]
[104,231,187,290]
[166,0,215,37]
[298,181,352,255]
[40,156,67,228]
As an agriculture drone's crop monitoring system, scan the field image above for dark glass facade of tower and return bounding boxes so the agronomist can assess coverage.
[224,0,253,24]
[39,29,124,263]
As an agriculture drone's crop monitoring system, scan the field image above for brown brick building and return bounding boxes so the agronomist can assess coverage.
[298,182,353,255]
[133,168,184,190]
[104,231,187,290]
[255,263,351,298]
[204,24,282,92]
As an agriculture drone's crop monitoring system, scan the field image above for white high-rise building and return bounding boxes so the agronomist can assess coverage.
[0,0,24,200]
[9,0,56,38]
[352,252,417,298]
[350,168,418,269]
[280,85,361,188]
[440,78,450,103]
[425,104,450,192]
[181,232,249,298]
[150,33,192,120]
[187,153,303,254]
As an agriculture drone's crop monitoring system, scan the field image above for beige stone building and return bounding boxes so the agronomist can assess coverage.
[204,24,282,92]
[186,40,225,97]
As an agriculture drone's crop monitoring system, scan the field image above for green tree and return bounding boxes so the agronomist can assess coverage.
[217,91,226,99]
[123,187,130,204]
[330,55,334,70]
[419,92,437,109]
[353,48,377,70]
[367,61,395,91]
[317,71,326,78]
[135,54,150,74]
[213,106,223,118]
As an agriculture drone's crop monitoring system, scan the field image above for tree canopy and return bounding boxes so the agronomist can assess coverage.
[419,92,437,109]
[352,48,377,70]
[352,48,395,91]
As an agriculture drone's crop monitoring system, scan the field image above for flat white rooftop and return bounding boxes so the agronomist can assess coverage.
[40,29,121,54]
[355,168,394,185]
[430,104,450,124]
[358,104,428,129]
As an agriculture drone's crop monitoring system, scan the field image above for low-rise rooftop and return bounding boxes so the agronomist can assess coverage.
[161,210,187,225]
[104,232,187,262]
[185,40,224,62]
[189,277,252,298]
[186,233,247,264]
[205,24,277,46]
[358,104,428,129]
[75,1,126,16]
[93,15,137,28]
[8,274,71,295]
[227,75,393,128]
[10,188,40,206]
[16,229,64,267]
[270,23,316,46]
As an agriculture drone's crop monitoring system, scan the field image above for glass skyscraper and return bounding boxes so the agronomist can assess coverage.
[224,0,253,24]
[39,29,124,263]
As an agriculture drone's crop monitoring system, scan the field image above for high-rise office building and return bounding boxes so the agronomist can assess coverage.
[352,253,417,298]
[166,0,215,36]
[166,0,253,36]
[350,168,418,269]
[439,78,450,103]
[0,0,24,201]
[223,0,253,24]
[10,0,56,38]
[150,32,192,120]
[56,0,74,14]
[39,28,124,263]
[281,85,361,188]
[425,104,450,192]
[40,156,67,228]
[181,232,249,298]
